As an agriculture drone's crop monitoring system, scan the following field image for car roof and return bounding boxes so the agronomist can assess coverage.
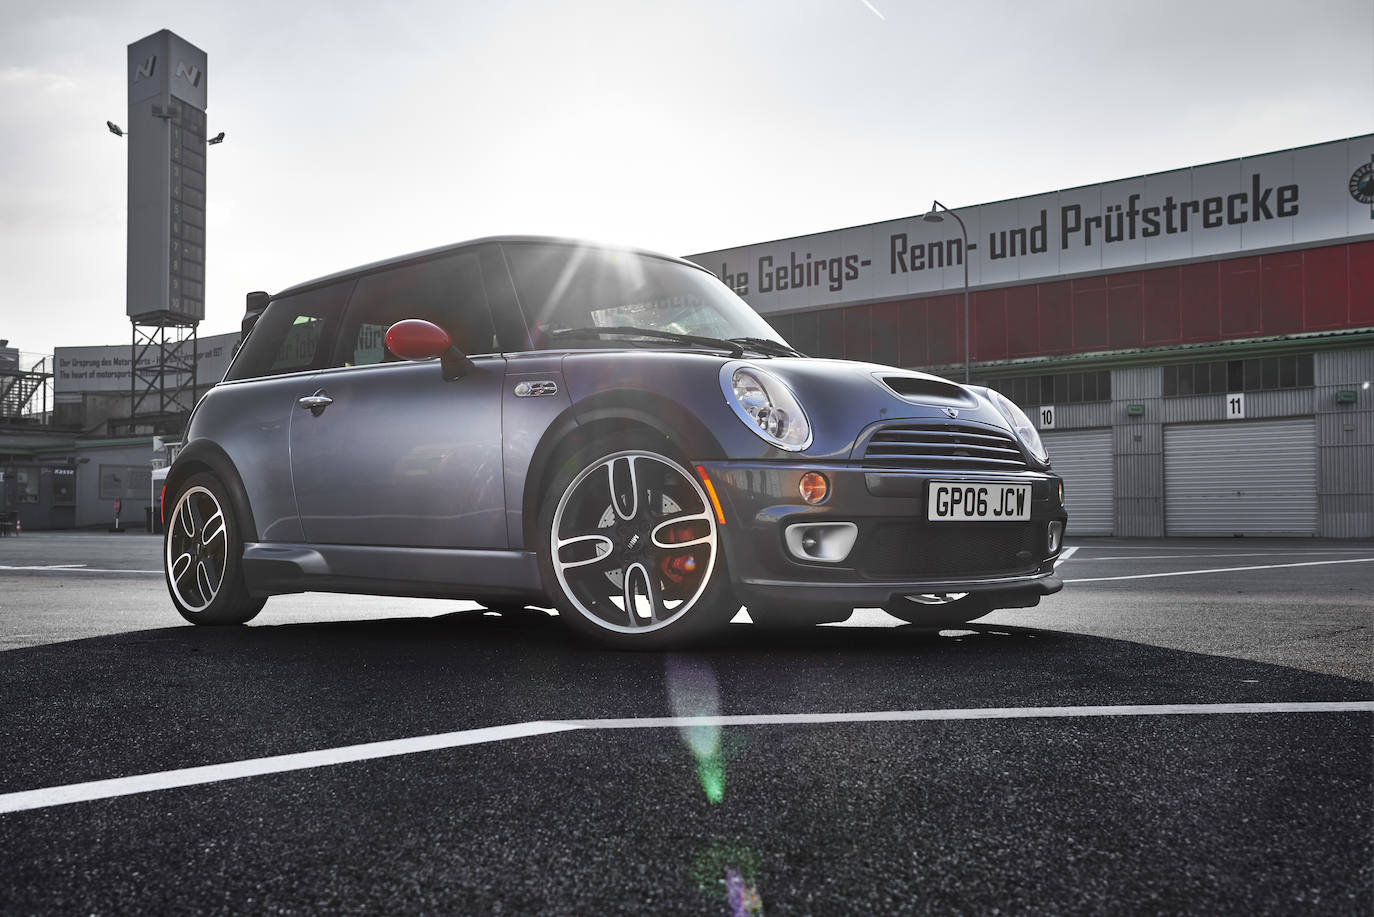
[272,235,712,300]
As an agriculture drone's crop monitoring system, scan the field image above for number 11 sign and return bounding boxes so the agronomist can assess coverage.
[1225,393,1246,419]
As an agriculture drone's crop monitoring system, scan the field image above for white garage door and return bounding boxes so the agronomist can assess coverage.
[1043,428,1114,535]
[1164,418,1316,536]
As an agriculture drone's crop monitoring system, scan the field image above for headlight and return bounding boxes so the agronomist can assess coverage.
[721,364,812,451]
[988,390,1049,465]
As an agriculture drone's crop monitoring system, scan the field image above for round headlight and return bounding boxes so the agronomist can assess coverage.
[722,365,812,451]
[989,390,1049,465]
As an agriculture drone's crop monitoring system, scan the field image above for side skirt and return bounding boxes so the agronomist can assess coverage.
[241,543,545,602]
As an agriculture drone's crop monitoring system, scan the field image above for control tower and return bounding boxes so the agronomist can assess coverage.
[123,30,208,432]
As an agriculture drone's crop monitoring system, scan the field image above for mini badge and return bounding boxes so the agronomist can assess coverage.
[943,407,960,419]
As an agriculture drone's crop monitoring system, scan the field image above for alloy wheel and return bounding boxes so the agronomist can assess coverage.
[166,485,228,614]
[550,451,718,634]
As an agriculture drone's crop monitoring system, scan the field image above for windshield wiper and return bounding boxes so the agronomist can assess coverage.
[550,326,744,357]
[728,337,803,357]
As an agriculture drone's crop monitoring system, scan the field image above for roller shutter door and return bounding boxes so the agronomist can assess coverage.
[1043,429,1114,535]
[1164,418,1316,536]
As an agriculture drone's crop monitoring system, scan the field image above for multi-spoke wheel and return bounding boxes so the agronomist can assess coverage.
[164,473,264,625]
[883,592,992,627]
[539,441,737,648]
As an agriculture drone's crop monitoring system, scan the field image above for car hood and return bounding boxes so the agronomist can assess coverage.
[739,357,1013,460]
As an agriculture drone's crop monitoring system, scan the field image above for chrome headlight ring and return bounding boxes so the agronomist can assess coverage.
[986,389,1049,466]
[720,362,813,451]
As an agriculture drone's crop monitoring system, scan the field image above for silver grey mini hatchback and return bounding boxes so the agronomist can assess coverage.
[163,237,1066,648]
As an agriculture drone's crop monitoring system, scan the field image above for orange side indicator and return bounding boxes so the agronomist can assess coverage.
[695,465,727,526]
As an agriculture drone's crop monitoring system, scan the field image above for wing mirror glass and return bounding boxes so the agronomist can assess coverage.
[384,319,474,380]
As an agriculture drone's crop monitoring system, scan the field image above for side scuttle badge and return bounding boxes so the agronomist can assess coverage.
[514,380,559,398]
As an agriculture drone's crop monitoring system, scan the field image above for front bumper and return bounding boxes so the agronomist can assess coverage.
[699,461,1067,609]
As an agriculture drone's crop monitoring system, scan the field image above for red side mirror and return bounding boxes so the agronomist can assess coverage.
[385,319,451,361]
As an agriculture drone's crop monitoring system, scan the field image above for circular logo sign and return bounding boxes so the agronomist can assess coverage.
[1351,162,1374,205]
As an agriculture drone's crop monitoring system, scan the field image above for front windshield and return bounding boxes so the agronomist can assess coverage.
[503,242,788,349]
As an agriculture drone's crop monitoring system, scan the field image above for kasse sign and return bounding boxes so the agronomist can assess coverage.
[687,135,1374,315]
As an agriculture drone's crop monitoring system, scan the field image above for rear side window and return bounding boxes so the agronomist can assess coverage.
[225,280,353,381]
[334,250,496,367]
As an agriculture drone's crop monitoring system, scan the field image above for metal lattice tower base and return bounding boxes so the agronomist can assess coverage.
[128,319,198,432]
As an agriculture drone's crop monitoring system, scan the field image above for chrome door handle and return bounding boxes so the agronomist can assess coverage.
[297,391,333,415]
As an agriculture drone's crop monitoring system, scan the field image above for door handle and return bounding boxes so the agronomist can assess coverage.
[298,390,333,415]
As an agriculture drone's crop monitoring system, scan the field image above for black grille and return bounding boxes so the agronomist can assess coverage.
[855,522,1039,578]
[861,422,1029,473]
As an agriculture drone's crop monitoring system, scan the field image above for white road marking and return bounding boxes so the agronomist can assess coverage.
[1,702,1368,815]
[1065,556,1374,583]
[0,565,161,574]
[1054,546,1079,567]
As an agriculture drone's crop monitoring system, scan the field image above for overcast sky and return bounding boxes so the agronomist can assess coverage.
[1,0,1371,361]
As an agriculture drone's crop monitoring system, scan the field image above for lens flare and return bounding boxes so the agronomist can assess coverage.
[665,655,725,804]
[692,842,765,915]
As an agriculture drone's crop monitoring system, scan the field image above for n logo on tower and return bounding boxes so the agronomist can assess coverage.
[175,61,202,87]
[133,56,156,81]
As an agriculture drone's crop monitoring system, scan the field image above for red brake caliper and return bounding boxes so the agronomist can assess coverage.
[658,524,699,588]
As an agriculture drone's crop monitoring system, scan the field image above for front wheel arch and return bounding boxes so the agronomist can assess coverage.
[520,393,725,551]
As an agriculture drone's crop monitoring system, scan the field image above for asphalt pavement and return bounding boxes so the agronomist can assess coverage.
[0,532,1370,915]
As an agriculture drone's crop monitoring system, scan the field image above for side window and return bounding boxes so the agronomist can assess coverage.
[334,250,497,368]
[225,280,353,381]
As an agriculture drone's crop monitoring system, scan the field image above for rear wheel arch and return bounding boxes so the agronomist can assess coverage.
[165,442,259,543]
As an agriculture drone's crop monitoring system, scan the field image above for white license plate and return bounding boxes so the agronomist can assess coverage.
[927,482,1031,522]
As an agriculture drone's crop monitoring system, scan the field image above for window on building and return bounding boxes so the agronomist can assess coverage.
[15,468,39,504]
[983,370,1111,407]
[99,465,152,501]
[1162,354,1314,397]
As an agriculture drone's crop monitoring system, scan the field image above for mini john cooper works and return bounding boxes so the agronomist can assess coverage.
[163,237,1066,648]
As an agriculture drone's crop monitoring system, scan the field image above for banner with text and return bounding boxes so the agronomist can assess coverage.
[688,135,1374,315]
[54,331,238,394]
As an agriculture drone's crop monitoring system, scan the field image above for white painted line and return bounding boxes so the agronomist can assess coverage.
[0,565,161,574]
[1065,556,1374,583]
[0,721,582,815]
[1,702,1368,815]
[564,702,1374,730]
[1054,546,1079,568]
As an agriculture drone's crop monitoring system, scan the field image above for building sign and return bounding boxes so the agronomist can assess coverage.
[99,465,153,501]
[688,135,1374,315]
[53,331,237,394]
[126,30,209,324]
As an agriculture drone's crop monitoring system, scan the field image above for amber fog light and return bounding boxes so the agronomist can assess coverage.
[799,472,829,504]
[1047,520,1064,553]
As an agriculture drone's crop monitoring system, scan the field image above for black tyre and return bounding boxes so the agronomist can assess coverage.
[537,436,738,649]
[164,472,265,625]
[883,593,992,627]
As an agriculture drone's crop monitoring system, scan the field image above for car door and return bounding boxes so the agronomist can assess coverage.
[288,248,508,549]
[211,278,354,543]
